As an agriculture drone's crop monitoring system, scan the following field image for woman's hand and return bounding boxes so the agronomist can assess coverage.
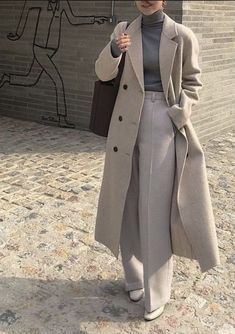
[115,33,131,53]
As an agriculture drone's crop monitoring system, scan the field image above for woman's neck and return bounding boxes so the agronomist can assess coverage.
[141,8,165,26]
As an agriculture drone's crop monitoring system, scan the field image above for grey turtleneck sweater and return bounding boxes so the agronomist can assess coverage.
[111,9,165,92]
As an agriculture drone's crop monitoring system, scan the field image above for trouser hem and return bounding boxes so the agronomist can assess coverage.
[124,281,144,292]
[145,296,171,313]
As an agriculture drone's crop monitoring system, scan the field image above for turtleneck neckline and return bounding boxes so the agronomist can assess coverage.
[141,8,165,26]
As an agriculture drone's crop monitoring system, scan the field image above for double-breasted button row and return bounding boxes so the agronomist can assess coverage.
[114,112,124,151]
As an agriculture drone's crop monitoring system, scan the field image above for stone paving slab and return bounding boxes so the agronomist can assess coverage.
[0,116,234,334]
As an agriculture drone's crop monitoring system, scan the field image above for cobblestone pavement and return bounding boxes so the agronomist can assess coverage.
[0,115,234,334]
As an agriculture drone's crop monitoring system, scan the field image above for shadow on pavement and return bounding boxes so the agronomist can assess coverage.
[0,277,143,333]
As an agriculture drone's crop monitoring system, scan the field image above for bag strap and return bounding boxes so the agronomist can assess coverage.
[126,21,130,29]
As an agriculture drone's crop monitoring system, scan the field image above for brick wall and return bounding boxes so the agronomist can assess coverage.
[182,0,235,141]
[0,1,234,141]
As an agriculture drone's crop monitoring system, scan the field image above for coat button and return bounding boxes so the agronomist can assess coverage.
[113,146,118,152]
[123,84,128,90]
[186,152,189,158]
[118,116,123,121]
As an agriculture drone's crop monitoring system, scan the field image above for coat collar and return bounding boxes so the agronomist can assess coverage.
[125,12,178,100]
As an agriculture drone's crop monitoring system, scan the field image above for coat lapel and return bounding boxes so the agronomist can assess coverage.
[125,15,144,92]
[125,12,178,100]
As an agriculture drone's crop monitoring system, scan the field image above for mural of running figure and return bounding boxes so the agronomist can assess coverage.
[0,0,107,128]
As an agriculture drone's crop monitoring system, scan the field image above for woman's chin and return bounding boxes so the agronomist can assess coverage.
[141,7,155,15]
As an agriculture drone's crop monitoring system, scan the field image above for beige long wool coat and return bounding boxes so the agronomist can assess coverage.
[94,12,221,273]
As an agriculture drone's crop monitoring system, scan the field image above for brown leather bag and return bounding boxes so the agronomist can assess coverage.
[89,22,129,137]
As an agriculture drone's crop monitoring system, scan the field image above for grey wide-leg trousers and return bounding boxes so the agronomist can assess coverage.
[120,91,176,313]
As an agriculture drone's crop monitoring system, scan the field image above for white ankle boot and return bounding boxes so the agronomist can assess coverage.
[128,288,144,302]
[144,304,165,321]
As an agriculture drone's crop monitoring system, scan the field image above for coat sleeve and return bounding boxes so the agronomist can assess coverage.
[95,21,127,82]
[168,28,203,130]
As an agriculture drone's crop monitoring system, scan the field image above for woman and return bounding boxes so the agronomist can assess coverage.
[94,0,220,321]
